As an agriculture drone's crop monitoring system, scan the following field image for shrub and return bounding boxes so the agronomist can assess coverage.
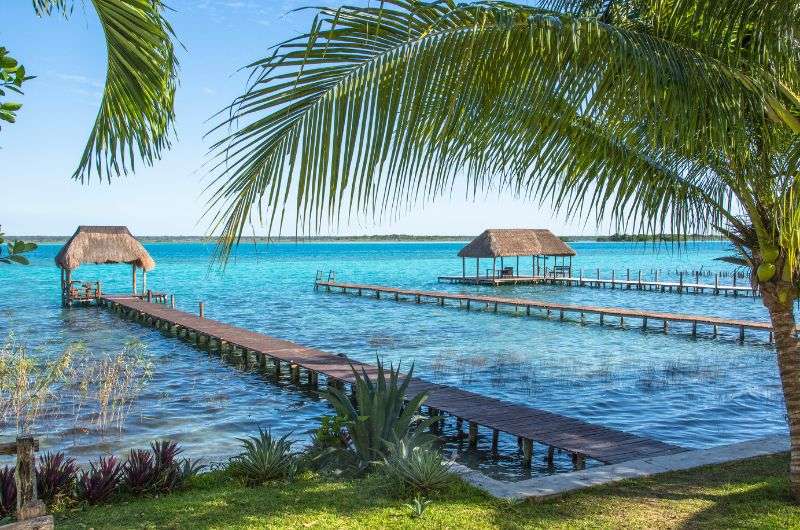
[228,429,296,485]
[0,466,15,519]
[36,452,77,505]
[150,440,203,493]
[382,437,453,495]
[324,359,438,471]
[76,456,122,505]
[123,440,203,494]
[311,415,349,450]
[122,449,156,495]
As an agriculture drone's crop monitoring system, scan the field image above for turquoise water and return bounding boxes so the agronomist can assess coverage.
[0,241,787,480]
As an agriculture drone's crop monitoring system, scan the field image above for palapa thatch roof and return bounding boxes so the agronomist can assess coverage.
[55,226,155,271]
[458,229,575,258]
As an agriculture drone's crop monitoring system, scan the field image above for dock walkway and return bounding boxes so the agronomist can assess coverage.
[438,273,757,296]
[99,295,685,467]
[316,281,796,343]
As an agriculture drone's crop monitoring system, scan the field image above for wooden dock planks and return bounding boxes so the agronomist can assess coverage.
[99,295,685,466]
[316,280,797,341]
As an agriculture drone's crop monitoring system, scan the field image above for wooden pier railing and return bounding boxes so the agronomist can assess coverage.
[438,268,758,296]
[99,295,686,470]
[316,280,794,344]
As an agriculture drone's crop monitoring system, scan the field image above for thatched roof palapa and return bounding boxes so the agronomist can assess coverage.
[55,226,155,271]
[458,229,575,258]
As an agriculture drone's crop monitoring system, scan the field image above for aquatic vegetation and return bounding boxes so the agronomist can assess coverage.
[76,456,122,505]
[228,429,297,485]
[36,451,77,505]
[324,359,437,471]
[0,332,79,434]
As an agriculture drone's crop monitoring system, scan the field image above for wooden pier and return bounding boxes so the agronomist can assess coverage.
[439,270,757,296]
[98,295,686,468]
[316,281,796,343]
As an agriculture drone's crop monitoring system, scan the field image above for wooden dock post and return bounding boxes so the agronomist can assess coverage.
[611,270,615,289]
[547,446,555,468]
[14,437,46,521]
[491,429,499,455]
[198,301,205,319]
[572,453,586,470]
[468,422,478,448]
[521,439,533,468]
[170,294,175,309]
[679,272,684,293]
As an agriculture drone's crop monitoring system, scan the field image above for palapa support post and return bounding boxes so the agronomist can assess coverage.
[462,257,466,278]
[170,294,175,309]
[198,301,205,319]
[143,270,147,294]
[131,263,137,295]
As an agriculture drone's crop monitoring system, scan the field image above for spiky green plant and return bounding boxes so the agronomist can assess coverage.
[228,429,297,485]
[384,437,453,495]
[211,0,800,500]
[324,360,437,471]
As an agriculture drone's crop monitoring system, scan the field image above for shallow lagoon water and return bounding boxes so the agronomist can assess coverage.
[0,241,787,480]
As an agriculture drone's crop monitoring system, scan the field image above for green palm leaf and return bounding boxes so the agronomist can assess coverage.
[207,0,796,264]
[33,0,178,182]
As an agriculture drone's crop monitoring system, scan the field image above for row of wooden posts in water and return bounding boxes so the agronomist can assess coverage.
[99,295,668,469]
[316,280,792,344]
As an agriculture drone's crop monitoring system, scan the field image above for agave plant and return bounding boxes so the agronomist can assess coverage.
[0,466,15,519]
[383,437,453,495]
[324,359,438,470]
[76,455,122,505]
[36,452,77,505]
[228,429,296,486]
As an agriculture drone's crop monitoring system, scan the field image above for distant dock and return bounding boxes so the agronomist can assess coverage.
[98,295,686,469]
[438,270,757,296]
[316,280,792,343]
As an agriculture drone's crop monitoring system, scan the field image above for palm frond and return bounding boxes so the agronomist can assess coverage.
[207,0,796,262]
[35,0,179,182]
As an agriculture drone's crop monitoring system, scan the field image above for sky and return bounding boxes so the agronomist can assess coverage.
[1,0,609,237]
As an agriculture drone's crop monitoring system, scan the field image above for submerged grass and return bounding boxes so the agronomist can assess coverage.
[55,452,800,529]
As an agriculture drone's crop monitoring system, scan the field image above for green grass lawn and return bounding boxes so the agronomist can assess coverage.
[55,453,799,529]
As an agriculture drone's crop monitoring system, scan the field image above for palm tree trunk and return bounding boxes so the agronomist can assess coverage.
[762,283,800,501]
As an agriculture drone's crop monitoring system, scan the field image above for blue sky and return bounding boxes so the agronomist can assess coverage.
[1,0,606,237]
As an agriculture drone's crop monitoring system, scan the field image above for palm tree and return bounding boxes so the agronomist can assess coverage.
[209,0,800,497]
[7,0,178,182]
